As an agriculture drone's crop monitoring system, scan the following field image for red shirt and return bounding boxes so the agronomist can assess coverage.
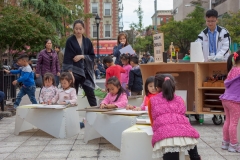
[106,65,125,85]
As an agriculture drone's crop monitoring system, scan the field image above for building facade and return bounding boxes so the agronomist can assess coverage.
[83,0,122,40]
[151,10,173,26]
[173,0,240,21]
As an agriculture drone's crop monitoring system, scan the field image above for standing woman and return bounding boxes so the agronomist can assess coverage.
[62,20,97,107]
[113,33,129,66]
[36,39,60,86]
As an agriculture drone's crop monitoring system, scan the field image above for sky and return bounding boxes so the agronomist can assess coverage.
[122,0,173,30]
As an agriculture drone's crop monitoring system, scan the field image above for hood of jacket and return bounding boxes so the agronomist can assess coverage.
[131,66,142,76]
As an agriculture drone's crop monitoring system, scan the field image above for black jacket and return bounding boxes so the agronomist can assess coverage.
[128,66,143,92]
[63,35,95,89]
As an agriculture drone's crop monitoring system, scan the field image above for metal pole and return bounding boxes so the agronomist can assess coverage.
[209,0,212,9]
[97,23,99,61]
[154,0,157,32]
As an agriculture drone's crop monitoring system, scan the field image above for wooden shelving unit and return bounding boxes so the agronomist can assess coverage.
[140,62,227,115]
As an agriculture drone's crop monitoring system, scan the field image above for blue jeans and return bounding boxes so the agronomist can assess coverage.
[0,91,5,102]
[55,75,59,87]
[14,86,37,108]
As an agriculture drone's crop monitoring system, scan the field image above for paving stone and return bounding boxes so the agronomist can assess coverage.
[43,144,73,152]
[0,153,10,159]
[98,157,120,160]
[0,141,23,147]
[99,143,119,150]
[72,144,99,150]
[22,140,49,146]
[68,150,98,158]
[0,146,18,154]
[224,155,240,160]
[98,149,120,157]
[5,152,40,160]
[49,139,75,145]
[67,158,97,160]
[14,145,45,153]
[214,147,240,156]
[37,151,69,159]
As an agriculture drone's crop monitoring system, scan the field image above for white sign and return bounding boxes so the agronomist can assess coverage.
[153,33,164,62]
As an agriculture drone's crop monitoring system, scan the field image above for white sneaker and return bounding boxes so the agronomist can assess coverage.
[228,143,240,152]
[221,141,229,150]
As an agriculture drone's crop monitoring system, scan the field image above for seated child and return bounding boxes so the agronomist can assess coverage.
[126,76,157,111]
[51,72,77,105]
[39,73,58,104]
[149,74,201,160]
[100,77,128,109]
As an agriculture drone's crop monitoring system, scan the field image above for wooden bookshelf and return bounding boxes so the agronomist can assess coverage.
[140,62,227,115]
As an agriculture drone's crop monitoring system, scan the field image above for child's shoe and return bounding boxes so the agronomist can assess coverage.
[221,141,229,150]
[228,143,240,152]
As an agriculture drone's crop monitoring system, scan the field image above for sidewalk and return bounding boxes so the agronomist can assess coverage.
[0,87,239,159]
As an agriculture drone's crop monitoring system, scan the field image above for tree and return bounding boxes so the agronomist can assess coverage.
[218,11,240,43]
[129,0,144,32]
[58,0,92,47]
[159,6,205,54]
[0,5,58,66]
[22,0,71,35]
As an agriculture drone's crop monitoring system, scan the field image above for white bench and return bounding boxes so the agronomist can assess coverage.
[14,106,80,138]
[120,125,188,160]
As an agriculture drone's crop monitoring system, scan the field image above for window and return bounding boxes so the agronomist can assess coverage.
[92,25,97,38]
[166,18,169,22]
[92,3,98,14]
[104,3,111,16]
[105,24,111,37]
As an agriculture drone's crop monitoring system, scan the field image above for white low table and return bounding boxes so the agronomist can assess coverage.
[120,125,187,160]
[84,111,136,149]
[14,105,80,138]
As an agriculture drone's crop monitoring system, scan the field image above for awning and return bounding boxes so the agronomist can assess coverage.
[92,40,117,55]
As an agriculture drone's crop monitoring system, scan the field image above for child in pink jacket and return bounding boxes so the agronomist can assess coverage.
[100,77,128,109]
[51,72,77,105]
[148,74,201,160]
[120,54,132,96]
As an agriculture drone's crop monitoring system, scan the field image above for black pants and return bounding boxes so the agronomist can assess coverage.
[74,73,97,107]
[163,146,200,160]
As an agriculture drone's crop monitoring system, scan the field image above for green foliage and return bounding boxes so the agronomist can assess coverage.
[133,25,154,54]
[129,0,144,31]
[0,6,58,56]
[218,11,240,43]
[22,0,71,35]
[159,6,205,54]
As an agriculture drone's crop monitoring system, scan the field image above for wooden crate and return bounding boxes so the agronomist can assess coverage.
[196,62,227,114]
[140,63,196,113]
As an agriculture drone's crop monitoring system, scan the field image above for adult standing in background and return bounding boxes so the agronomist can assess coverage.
[62,19,97,107]
[196,9,230,62]
[36,39,60,86]
[55,45,64,71]
[113,33,129,66]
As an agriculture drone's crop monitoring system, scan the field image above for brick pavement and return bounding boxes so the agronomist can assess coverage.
[0,86,239,159]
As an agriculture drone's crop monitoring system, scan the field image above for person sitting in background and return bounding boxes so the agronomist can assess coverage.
[97,60,106,75]
[94,63,101,79]
[146,52,154,63]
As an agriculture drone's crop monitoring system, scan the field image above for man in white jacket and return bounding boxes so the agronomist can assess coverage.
[196,9,231,62]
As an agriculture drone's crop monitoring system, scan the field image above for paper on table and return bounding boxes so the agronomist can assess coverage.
[22,104,66,109]
[137,126,153,135]
[119,45,135,55]
[114,109,147,114]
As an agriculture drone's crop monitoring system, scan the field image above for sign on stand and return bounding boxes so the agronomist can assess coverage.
[153,33,164,62]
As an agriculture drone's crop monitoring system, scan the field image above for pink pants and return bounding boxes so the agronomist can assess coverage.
[222,100,240,144]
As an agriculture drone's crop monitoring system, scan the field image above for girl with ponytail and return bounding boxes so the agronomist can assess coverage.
[148,74,201,160]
